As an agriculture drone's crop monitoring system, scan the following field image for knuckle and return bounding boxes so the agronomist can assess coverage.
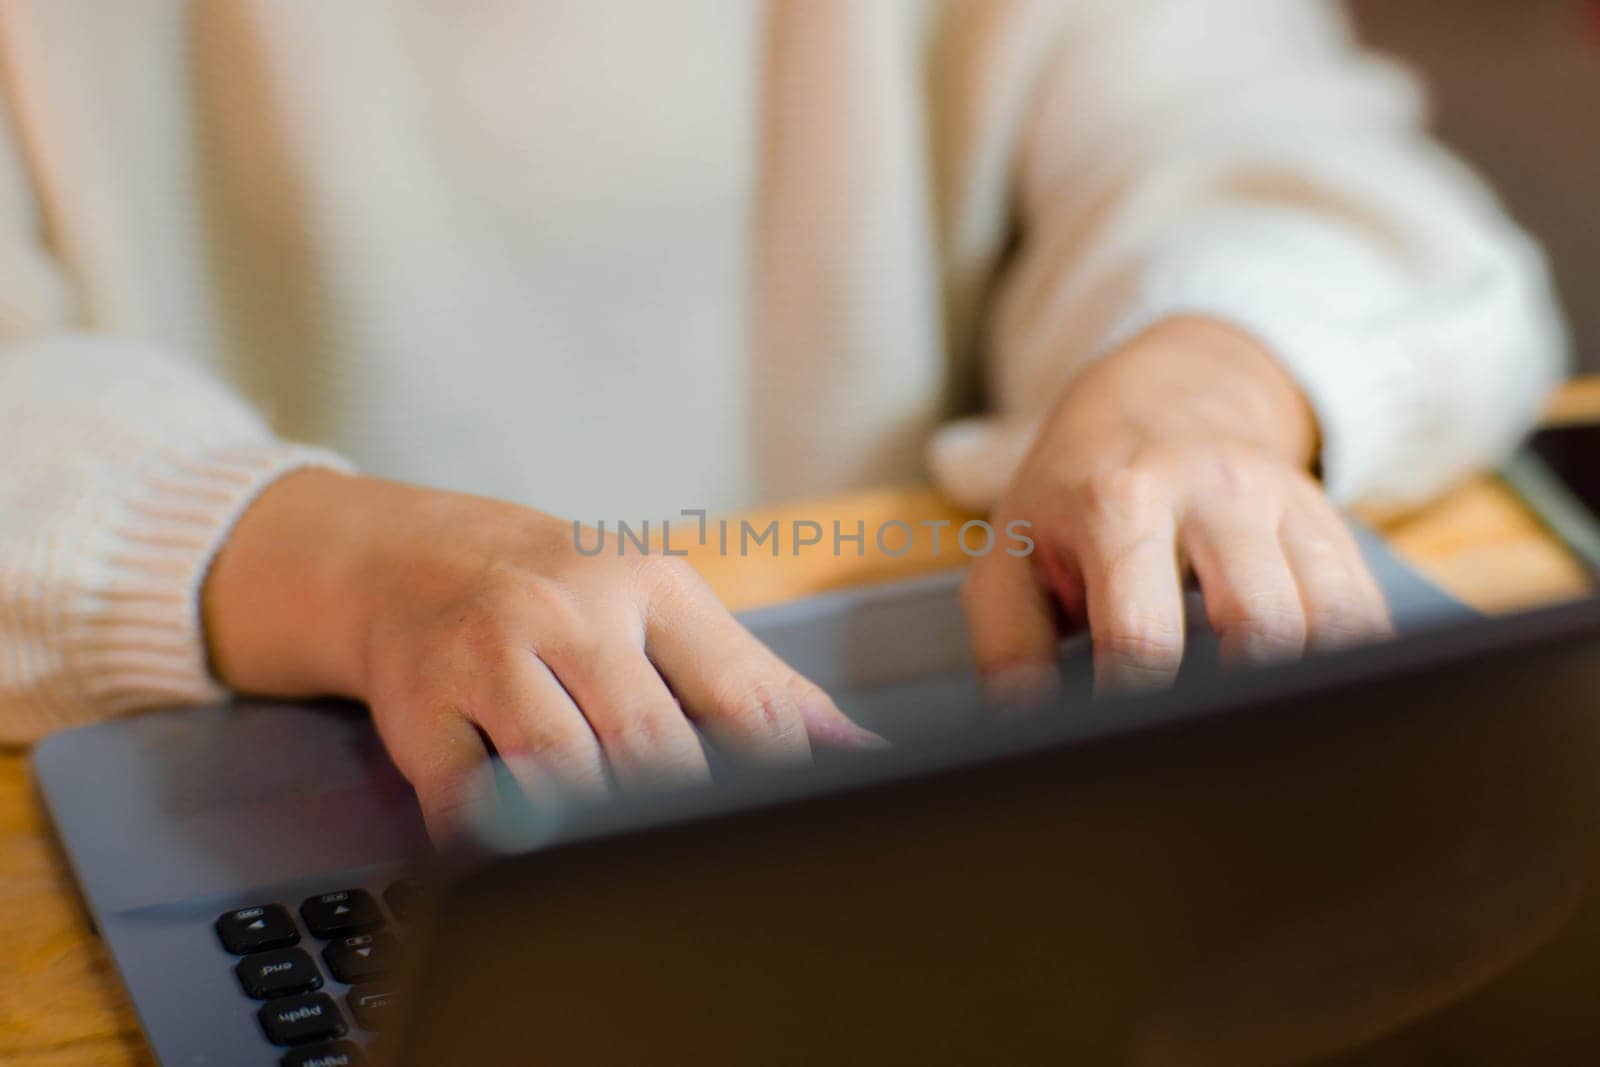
[631,553,698,597]
[1311,594,1383,645]
[522,724,600,771]
[607,710,706,776]
[1223,594,1307,650]
[1295,536,1348,571]
[1196,450,1267,498]
[521,576,585,631]
[1102,617,1184,671]
[1314,616,1371,648]
[1079,468,1162,520]
[449,573,577,646]
[718,678,804,743]
[641,552,697,582]
[445,599,508,656]
[386,674,462,737]
[625,555,706,629]
[464,642,522,690]
[544,627,607,668]
[519,589,608,663]
[422,775,476,817]
[786,676,830,712]
[1096,530,1163,584]
[610,705,685,751]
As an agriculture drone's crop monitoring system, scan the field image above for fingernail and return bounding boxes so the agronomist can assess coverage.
[800,694,891,750]
[821,716,892,751]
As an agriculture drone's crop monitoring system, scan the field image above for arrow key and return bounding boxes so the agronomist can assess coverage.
[322,930,401,984]
[217,904,300,955]
[301,889,383,939]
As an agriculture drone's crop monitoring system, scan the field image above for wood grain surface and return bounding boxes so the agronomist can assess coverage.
[2,391,1595,1065]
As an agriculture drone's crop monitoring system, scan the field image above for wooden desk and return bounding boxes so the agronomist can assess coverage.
[1,409,1594,1066]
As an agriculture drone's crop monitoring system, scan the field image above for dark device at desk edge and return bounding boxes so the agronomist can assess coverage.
[388,593,1600,1065]
[1507,420,1600,574]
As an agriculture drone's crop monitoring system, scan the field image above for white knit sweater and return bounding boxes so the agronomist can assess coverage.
[0,0,1568,741]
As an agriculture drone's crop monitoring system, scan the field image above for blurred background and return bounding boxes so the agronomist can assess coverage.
[1350,0,1600,368]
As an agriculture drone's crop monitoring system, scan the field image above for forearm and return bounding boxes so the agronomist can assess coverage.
[1046,316,1318,474]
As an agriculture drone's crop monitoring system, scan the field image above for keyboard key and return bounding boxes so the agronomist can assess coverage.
[281,1040,365,1067]
[257,992,346,1046]
[236,947,323,999]
[383,877,432,922]
[322,930,400,984]
[217,904,300,955]
[346,983,401,1031]
[301,890,383,938]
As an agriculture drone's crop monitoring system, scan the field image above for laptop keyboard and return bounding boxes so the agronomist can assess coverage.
[216,879,431,1065]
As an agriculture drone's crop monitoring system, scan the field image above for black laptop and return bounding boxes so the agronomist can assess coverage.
[43,528,1593,1065]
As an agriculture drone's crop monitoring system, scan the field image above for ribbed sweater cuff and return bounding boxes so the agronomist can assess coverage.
[50,444,353,731]
[1103,276,1421,505]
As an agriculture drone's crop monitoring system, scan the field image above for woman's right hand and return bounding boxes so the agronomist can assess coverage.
[202,470,882,839]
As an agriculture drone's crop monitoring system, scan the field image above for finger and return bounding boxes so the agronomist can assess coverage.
[793,678,890,751]
[962,545,1064,708]
[1184,512,1307,668]
[542,639,711,788]
[1279,507,1394,653]
[374,705,497,842]
[646,586,883,760]
[1078,503,1186,692]
[468,645,609,799]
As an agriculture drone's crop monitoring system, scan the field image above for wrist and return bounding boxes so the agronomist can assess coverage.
[1071,315,1320,471]
[202,467,380,699]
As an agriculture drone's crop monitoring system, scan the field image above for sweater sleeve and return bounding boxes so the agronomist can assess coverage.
[0,113,348,743]
[929,0,1570,514]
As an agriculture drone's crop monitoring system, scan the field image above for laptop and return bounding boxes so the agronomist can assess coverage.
[400,586,1600,1066]
[34,527,1488,1065]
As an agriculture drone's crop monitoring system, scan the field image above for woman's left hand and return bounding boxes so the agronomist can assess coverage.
[962,316,1393,701]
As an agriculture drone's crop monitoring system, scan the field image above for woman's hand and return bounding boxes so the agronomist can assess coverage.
[963,316,1393,700]
[202,473,882,838]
